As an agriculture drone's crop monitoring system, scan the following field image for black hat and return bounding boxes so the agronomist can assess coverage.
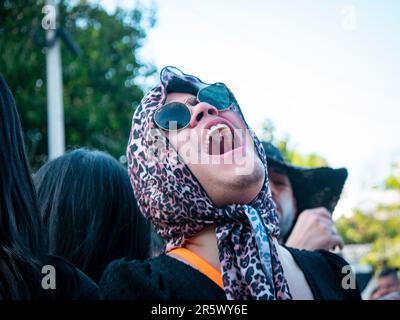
[262,142,348,215]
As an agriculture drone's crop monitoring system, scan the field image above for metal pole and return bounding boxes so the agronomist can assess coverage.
[45,0,65,159]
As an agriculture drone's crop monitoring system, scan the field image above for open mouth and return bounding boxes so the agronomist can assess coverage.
[204,120,242,156]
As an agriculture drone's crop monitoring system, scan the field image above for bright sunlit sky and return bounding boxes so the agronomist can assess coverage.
[98,0,400,213]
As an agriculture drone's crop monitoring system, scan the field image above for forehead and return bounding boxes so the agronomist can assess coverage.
[165,92,195,104]
[379,275,398,283]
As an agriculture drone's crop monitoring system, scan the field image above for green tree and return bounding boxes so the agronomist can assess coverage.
[0,0,156,169]
[385,163,400,190]
[260,118,329,167]
[336,163,400,270]
[336,210,400,245]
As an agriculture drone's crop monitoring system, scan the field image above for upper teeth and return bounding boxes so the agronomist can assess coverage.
[205,123,233,149]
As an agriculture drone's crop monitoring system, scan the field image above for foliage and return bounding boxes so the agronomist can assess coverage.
[0,0,156,169]
[336,169,400,269]
[260,118,329,167]
[336,210,400,245]
[385,163,400,190]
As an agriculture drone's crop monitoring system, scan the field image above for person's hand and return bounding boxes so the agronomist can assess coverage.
[285,207,344,251]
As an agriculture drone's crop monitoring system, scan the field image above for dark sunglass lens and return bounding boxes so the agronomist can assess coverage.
[154,103,191,130]
[198,84,232,110]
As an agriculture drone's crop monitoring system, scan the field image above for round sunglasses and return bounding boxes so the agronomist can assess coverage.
[153,83,234,131]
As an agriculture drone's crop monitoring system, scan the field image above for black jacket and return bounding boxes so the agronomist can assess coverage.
[99,247,361,300]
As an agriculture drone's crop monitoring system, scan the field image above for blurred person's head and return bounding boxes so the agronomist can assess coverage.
[0,75,45,299]
[126,66,292,299]
[261,142,348,241]
[33,148,151,281]
[371,268,400,300]
[268,165,297,239]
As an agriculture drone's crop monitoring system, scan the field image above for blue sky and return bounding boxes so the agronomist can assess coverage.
[99,0,400,213]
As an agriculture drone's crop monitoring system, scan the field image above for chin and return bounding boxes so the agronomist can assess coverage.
[214,157,266,205]
[235,159,264,187]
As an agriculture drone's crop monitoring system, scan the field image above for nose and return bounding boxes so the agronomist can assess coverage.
[189,102,218,127]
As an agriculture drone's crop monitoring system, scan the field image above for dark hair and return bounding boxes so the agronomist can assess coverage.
[0,75,45,299]
[379,268,399,280]
[33,148,151,281]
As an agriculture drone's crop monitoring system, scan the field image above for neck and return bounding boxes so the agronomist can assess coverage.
[181,224,221,271]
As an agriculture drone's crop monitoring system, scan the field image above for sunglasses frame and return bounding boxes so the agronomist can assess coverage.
[153,83,234,132]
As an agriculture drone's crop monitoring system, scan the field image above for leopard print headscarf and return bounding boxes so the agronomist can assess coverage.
[127,66,292,300]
